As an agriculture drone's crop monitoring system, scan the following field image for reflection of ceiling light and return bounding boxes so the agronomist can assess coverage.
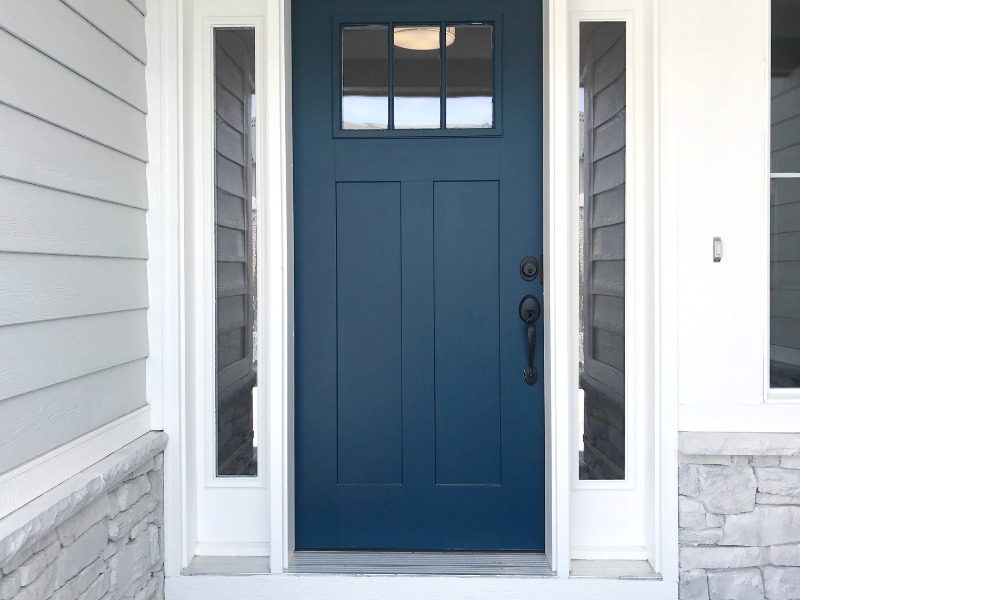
[394,26,456,50]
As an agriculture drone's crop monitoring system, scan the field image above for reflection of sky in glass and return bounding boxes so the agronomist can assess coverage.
[394,97,440,129]
[343,96,389,130]
[344,96,495,130]
[447,97,493,128]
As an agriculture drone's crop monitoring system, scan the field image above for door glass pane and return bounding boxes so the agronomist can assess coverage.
[393,25,442,129]
[769,178,800,388]
[342,25,389,130]
[446,24,493,129]
[214,28,258,477]
[770,0,799,173]
[578,22,627,481]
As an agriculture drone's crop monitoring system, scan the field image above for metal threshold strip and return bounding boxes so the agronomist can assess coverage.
[289,551,555,576]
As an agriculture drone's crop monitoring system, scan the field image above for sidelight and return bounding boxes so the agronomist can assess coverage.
[578,22,627,481]
[769,0,800,389]
[214,28,259,477]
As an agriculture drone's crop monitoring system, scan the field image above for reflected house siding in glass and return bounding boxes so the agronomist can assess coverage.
[393,25,441,129]
[446,24,494,128]
[769,0,800,388]
[342,26,389,130]
[579,22,626,481]
[215,29,258,477]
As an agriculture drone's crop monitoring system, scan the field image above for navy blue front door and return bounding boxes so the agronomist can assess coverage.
[292,0,543,550]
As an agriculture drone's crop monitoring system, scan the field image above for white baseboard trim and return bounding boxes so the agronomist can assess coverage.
[0,406,151,518]
[195,542,271,557]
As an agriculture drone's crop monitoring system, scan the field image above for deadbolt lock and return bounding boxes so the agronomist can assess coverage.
[520,256,540,282]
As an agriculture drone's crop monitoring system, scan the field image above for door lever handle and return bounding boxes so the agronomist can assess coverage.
[519,295,541,385]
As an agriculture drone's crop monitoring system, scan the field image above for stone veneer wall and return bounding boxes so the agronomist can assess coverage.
[0,434,166,600]
[678,433,800,600]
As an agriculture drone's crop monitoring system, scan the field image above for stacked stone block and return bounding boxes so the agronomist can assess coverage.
[679,453,800,600]
[0,457,165,600]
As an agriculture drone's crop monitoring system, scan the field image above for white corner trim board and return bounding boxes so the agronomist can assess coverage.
[0,405,151,519]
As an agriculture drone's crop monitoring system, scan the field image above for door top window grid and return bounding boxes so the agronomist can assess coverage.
[338,21,499,137]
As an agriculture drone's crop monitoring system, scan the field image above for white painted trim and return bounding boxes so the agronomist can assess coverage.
[678,403,800,434]
[766,389,800,404]
[263,0,294,574]
[167,573,675,600]
[542,0,572,577]
[0,406,150,518]
[195,542,270,557]
[146,0,192,578]
[649,0,678,579]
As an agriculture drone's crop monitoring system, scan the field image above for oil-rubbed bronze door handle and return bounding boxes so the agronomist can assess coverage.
[519,295,541,385]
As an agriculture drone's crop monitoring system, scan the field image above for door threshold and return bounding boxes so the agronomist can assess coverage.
[182,556,270,575]
[288,551,554,577]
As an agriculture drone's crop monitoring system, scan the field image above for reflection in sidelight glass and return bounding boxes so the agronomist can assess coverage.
[215,29,258,476]
[393,25,441,129]
[578,22,626,481]
[769,0,800,388]
[342,25,389,130]
[446,24,494,128]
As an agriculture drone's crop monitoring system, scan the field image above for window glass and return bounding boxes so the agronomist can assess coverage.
[770,0,799,172]
[393,25,442,129]
[446,24,494,128]
[214,28,259,476]
[339,23,497,132]
[578,22,627,481]
[769,0,800,389]
[342,25,389,130]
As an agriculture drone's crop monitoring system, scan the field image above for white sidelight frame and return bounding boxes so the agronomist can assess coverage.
[567,0,657,562]
[151,0,678,592]
[191,14,270,556]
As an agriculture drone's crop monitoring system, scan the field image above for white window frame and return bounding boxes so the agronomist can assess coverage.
[764,0,801,404]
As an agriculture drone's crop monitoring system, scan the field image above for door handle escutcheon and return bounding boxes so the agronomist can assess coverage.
[519,295,540,385]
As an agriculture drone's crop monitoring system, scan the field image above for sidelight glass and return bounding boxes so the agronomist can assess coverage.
[578,22,627,481]
[214,28,259,477]
[342,25,390,130]
[769,0,800,389]
[446,24,494,128]
[393,25,442,129]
